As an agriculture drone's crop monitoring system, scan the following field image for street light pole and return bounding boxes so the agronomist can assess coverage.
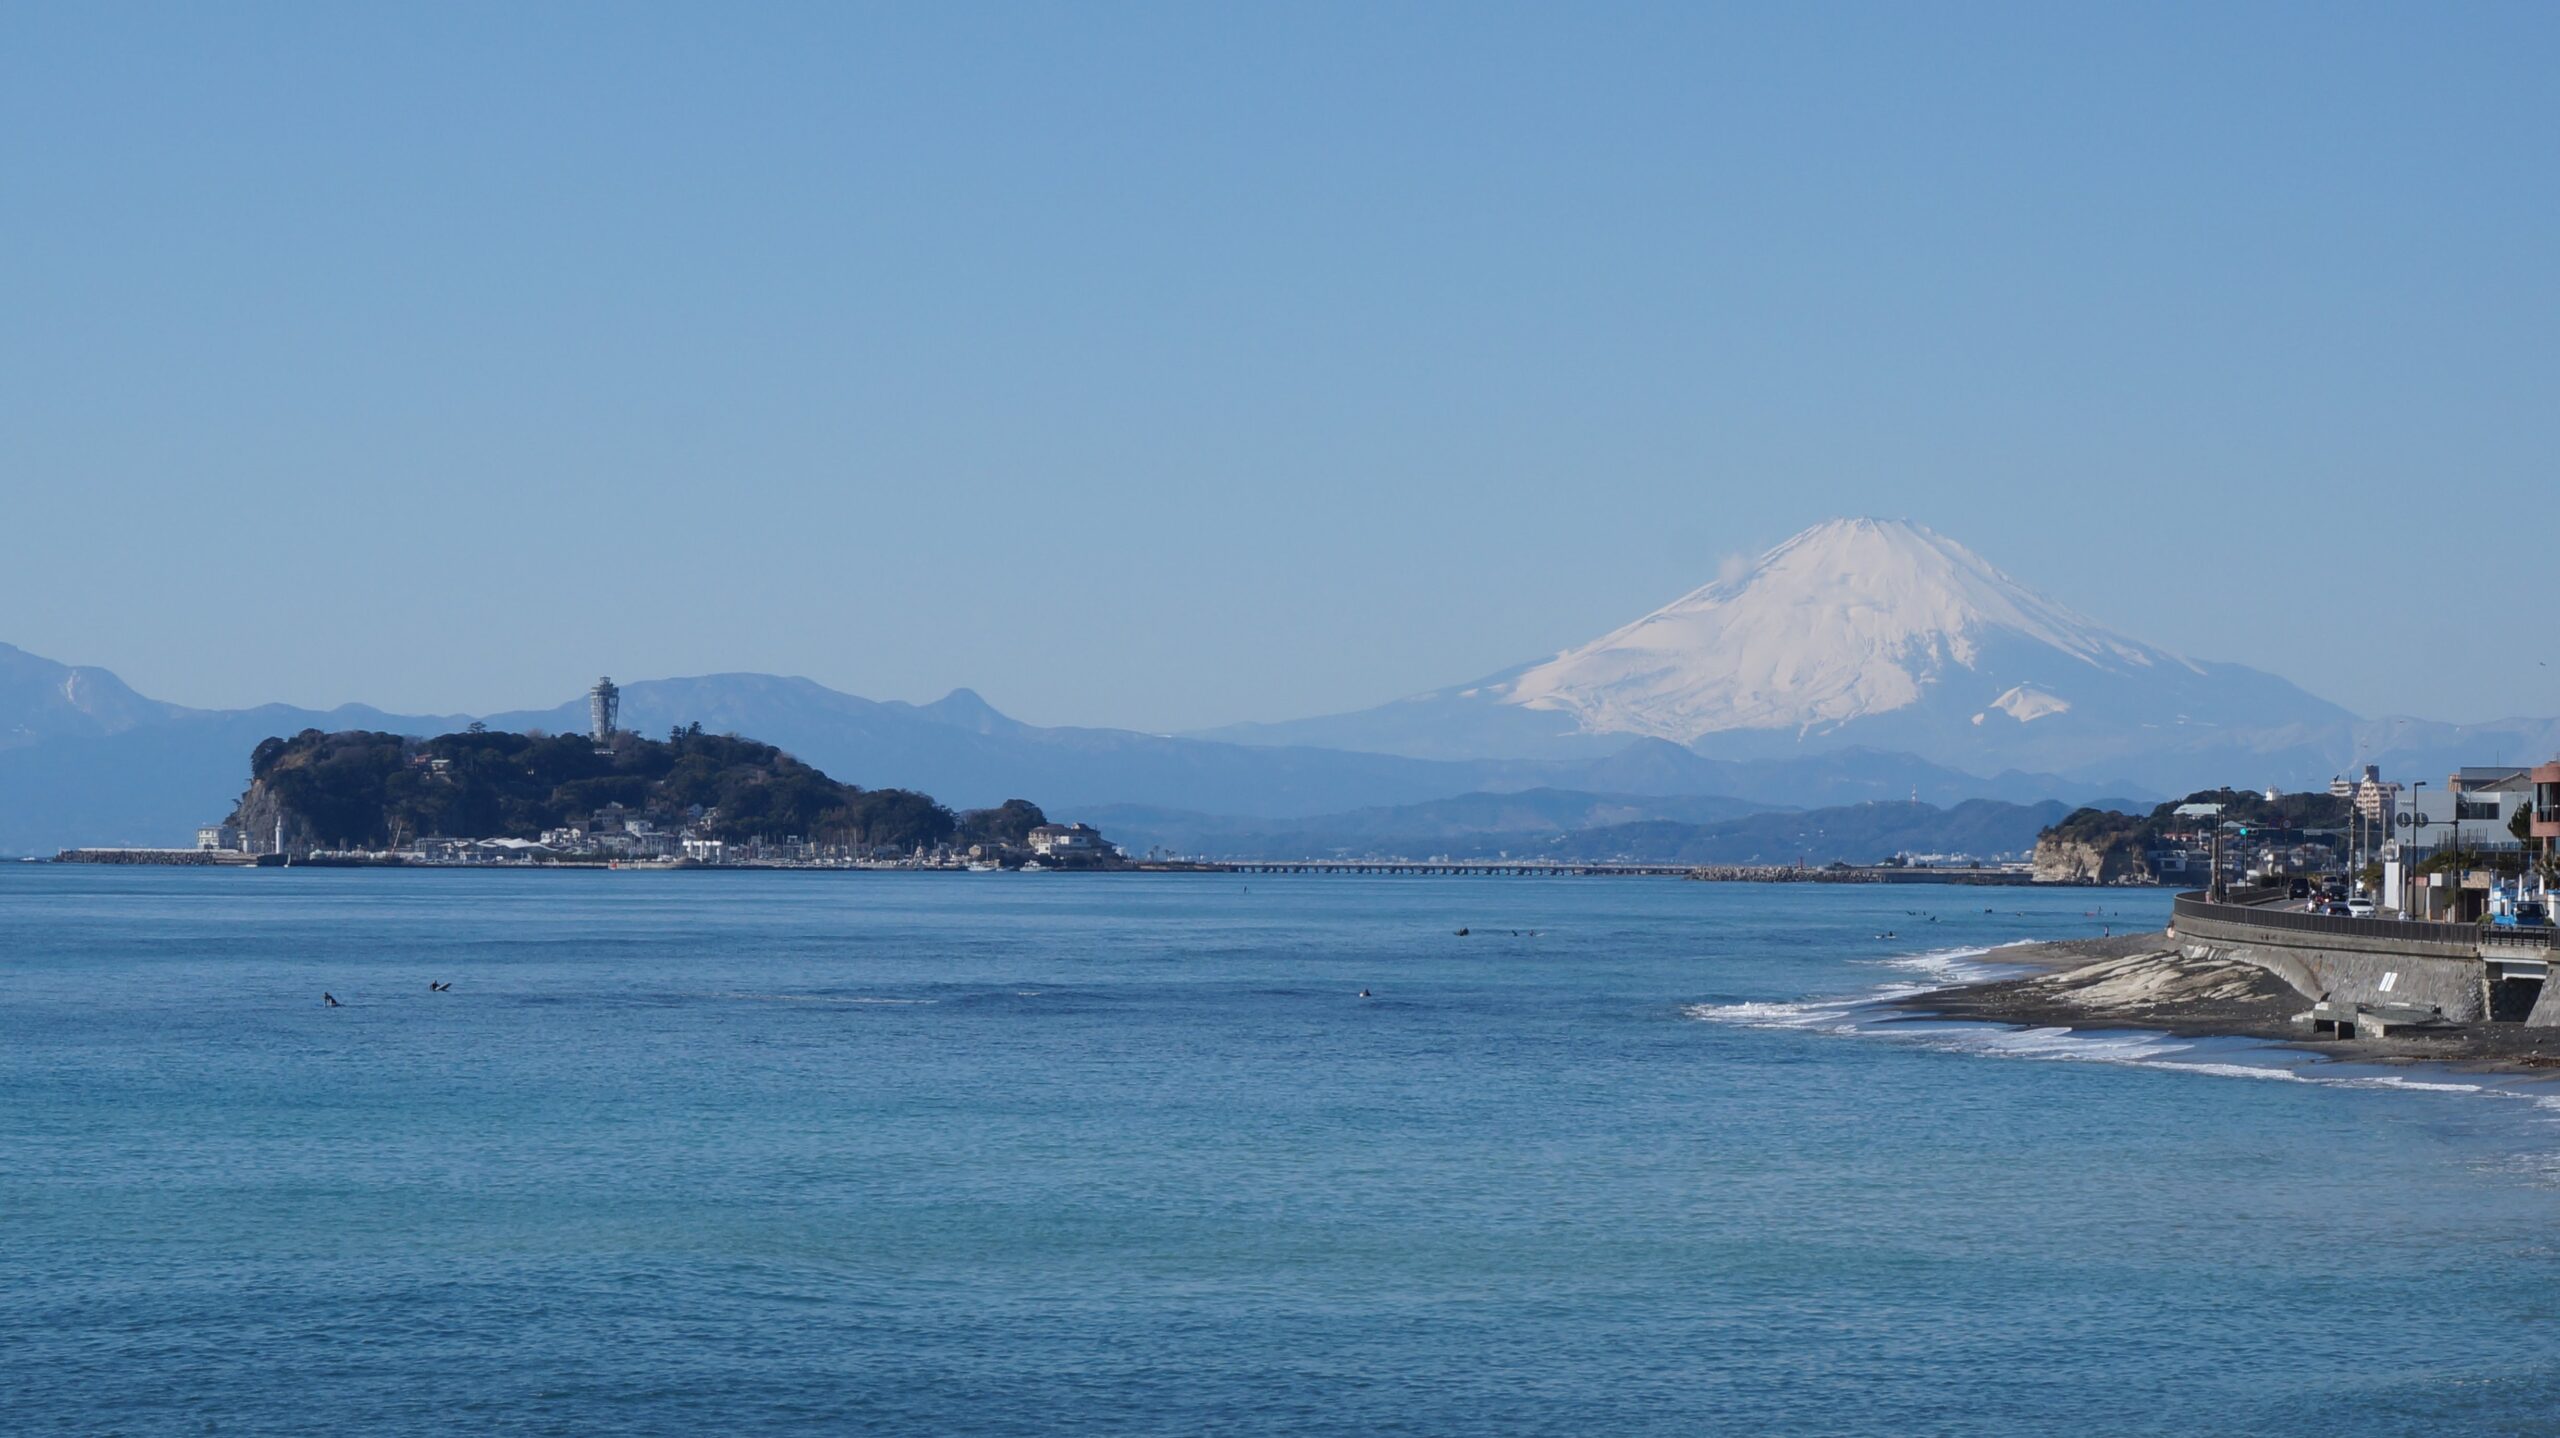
[2453,781,2466,922]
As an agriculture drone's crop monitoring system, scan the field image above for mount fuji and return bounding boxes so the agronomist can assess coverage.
[1206,518,2364,790]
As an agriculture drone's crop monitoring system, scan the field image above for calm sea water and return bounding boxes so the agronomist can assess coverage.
[6,867,2559,1436]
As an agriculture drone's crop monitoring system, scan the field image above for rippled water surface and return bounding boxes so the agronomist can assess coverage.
[6,867,2559,1435]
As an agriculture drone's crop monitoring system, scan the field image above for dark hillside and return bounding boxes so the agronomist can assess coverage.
[231,727,969,852]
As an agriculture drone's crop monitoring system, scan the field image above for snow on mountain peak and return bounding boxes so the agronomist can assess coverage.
[1499,518,2180,742]
[1984,683,2072,724]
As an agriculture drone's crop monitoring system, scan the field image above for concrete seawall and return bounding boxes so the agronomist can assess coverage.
[2172,900,2490,1023]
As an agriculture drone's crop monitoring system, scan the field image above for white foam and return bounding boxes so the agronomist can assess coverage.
[2340,1075,2488,1095]
[1870,941,2046,989]
[1680,998,1865,1033]
[1876,944,1995,974]
[2145,1060,2310,1083]
[1908,1022,2330,1085]
[1917,1025,2560,1105]
[1690,942,2034,1032]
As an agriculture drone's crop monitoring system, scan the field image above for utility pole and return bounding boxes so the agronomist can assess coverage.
[2411,779,2430,919]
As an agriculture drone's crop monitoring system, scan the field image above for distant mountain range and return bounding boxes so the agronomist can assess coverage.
[0,645,2108,855]
[5,517,2548,856]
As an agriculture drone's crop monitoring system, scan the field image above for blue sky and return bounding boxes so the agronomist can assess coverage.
[4,3,2553,729]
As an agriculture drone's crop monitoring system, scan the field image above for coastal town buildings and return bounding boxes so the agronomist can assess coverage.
[174,796,1125,871]
[2330,764,2402,827]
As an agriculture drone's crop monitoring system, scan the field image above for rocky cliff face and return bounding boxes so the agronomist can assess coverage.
[2030,832,2152,885]
[224,776,318,855]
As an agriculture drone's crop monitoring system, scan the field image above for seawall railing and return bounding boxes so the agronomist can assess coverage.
[2172,891,2552,951]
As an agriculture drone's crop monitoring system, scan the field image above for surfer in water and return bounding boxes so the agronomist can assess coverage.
[323,993,341,1008]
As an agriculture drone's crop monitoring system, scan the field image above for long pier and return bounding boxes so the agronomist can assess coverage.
[1214,861,2041,881]
[1209,861,1694,876]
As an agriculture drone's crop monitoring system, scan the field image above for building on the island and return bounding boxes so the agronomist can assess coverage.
[413,836,559,864]
[196,824,241,852]
[1028,823,1112,858]
[683,836,727,863]
[2171,802,2224,822]
[2144,846,2195,877]
[590,676,620,747]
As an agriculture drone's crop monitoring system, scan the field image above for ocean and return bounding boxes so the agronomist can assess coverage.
[5,866,2558,1435]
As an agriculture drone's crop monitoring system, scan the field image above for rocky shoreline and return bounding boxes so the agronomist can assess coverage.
[1897,931,2560,1073]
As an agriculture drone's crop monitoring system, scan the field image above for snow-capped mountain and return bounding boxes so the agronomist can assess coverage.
[1208,518,2363,789]
[1503,518,2178,740]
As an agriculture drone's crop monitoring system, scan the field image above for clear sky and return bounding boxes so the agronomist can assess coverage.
[4,3,2553,730]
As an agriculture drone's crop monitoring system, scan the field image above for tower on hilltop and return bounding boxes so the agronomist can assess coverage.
[589,677,620,746]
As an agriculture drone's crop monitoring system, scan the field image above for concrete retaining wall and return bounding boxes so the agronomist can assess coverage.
[2522,983,2560,1028]
[2173,903,2489,1023]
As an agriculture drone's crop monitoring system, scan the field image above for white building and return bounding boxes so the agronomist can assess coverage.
[1028,823,1112,858]
[2330,765,2402,826]
[2396,771,2531,855]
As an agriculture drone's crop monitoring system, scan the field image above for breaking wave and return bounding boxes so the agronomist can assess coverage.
[1683,943,2031,1026]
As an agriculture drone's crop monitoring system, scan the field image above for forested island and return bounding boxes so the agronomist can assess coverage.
[223,725,1075,863]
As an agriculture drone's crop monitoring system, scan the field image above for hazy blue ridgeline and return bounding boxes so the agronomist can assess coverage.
[5,870,2558,1436]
